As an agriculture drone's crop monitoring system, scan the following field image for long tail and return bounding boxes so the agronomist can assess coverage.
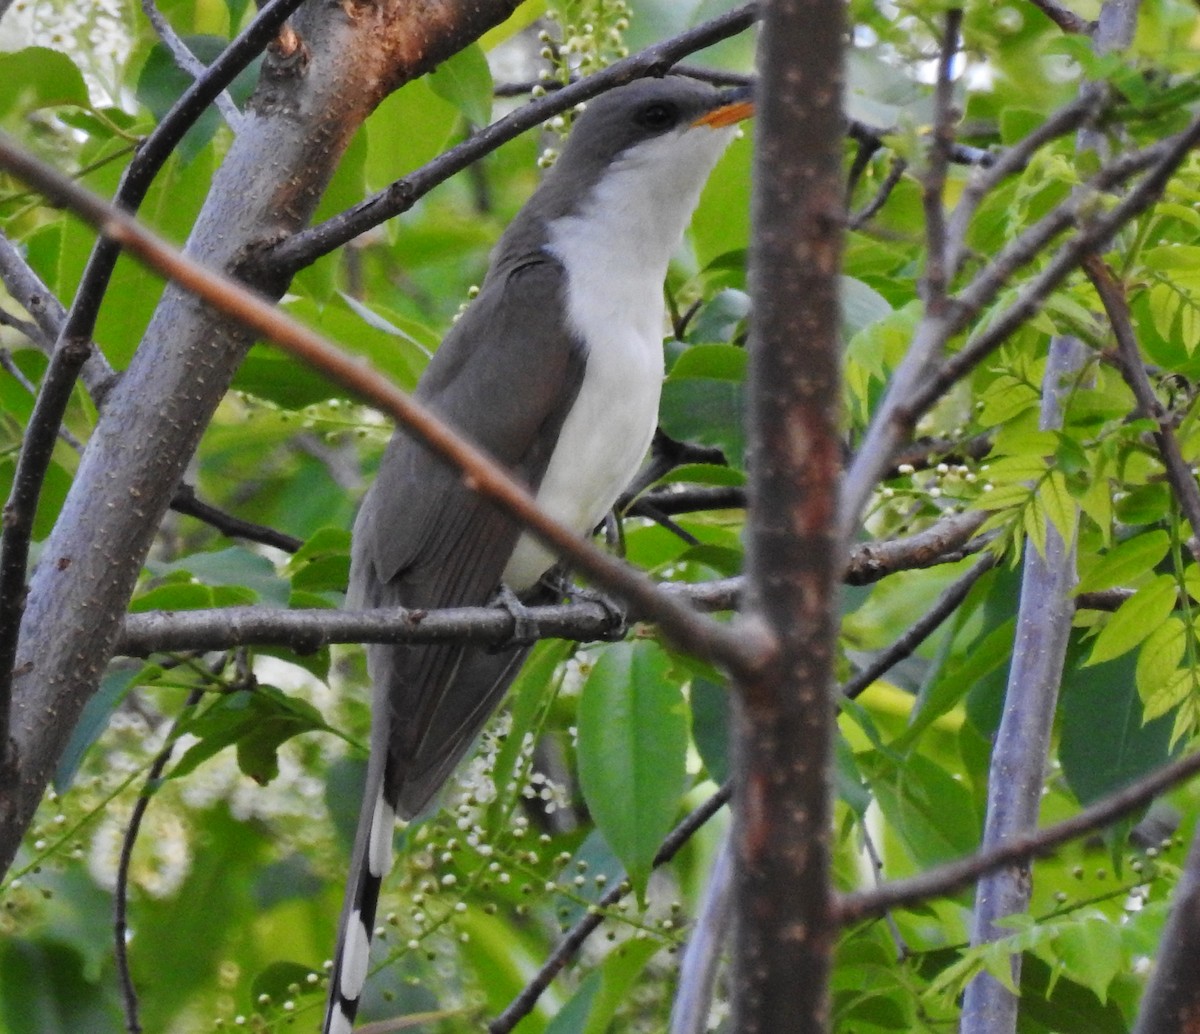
[322,752,396,1034]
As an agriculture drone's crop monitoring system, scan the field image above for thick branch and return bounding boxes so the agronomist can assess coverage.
[733,0,845,1031]
[961,335,1084,1033]
[1131,822,1200,1033]
[0,0,309,769]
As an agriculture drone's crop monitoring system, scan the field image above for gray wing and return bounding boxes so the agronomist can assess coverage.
[351,255,585,816]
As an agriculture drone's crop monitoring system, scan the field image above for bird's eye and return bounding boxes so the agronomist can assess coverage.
[635,102,677,130]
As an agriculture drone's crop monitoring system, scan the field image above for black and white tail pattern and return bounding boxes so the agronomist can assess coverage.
[323,768,397,1034]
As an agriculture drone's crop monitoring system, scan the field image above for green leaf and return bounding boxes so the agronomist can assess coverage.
[684,288,749,343]
[1055,919,1124,1004]
[1075,530,1170,594]
[1037,468,1077,551]
[1086,574,1177,666]
[1135,616,1186,705]
[897,618,1015,751]
[580,938,660,1034]
[170,687,329,785]
[858,751,980,867]
[660,345,748,468]
[667,343,748,380]
[1061,648,1176,806]
[576,641,688,897]
[690,676,731,784]
[428,43,493,127]
[0,47,89,118]
[54,666,141,791]
[129,580,214,613]
[1114,482,1172,526]
[655,462,745,488]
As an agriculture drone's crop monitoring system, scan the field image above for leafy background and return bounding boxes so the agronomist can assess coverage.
[3,0,1200,1031]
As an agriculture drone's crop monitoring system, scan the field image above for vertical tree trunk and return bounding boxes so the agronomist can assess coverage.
[733,0,845,1030]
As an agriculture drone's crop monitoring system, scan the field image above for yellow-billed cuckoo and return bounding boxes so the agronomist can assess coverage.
[324,76,753,1033]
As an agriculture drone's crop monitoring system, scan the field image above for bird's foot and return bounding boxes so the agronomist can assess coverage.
[490,584,540,649]
[561,582,628,643]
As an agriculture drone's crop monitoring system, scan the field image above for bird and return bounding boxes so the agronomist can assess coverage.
[323,74,753,1034]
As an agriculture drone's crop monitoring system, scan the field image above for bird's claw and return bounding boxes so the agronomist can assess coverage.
[490,584,540,649]
[566,583,628,642]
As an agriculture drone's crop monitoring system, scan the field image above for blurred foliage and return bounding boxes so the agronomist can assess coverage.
[4,0,1200,1031]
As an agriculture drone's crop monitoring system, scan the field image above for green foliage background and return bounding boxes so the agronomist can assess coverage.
[3,0,1200,1030]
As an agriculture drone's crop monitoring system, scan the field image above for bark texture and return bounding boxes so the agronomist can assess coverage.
[732,0,845,1029]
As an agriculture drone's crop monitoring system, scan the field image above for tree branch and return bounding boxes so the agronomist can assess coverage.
[1085,255,1200,557]
[114,508,989,658]
[0,0,309,770]
[961,333,1084,1033]
[733,0,845,1029]
[920,10,962,307]
[838,743,1200,924]
[266,2,761,275]
[488,784,732,1033]
[139,0,243,131]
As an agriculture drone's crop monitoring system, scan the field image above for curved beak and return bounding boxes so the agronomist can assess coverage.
[692,83,755,128]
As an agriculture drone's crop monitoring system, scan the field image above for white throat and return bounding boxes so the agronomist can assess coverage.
[501,123,737,589]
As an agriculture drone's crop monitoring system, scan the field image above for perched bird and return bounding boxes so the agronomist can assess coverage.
[325,75,752,1033]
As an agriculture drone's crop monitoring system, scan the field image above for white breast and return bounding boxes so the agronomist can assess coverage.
[501,120,736,590]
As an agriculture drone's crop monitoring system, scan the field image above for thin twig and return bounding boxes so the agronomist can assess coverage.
[849,155,907,229]
[489,785,732,1033]
[115,687,206,1033]
[168,484,304,553]
[267,3,761,274]
[859,822,909,960]
[139,0,243,130]
[837,743,1200,924]
[0,349,85,450]
[1026,0,1094,34]
[1085,255,1200,557]
[0,307,50,351]
[843,553,995,699]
